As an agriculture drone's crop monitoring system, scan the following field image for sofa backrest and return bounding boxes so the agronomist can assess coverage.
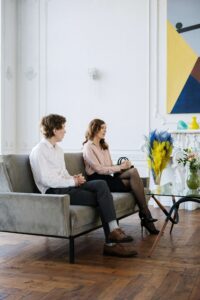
[1,152,85,193]
[1,155,38,193]
[0,162,13,192]
[64,152,86,176]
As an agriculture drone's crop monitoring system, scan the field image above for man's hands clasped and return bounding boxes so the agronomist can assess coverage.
[74,174,86,186]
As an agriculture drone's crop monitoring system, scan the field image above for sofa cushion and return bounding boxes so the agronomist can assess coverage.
[70,205,101,235]
[2,155,38,193]
[0,163,13,192]
[69,192,137,235]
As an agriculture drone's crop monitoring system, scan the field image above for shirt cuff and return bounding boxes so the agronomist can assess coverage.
[68,177,76,187]
[112,165,121,173]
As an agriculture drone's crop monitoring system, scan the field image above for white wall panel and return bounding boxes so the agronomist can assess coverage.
[1,0,151,177]
[1,0,17,154]
[0,0,151,175]
[45,0,150,168]
[0,0,2,154]
[17,0,40,152]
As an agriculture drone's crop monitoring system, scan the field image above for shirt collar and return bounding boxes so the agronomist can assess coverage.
[42,138,57,149]
[88,139,105,150]
[88,140,94,145]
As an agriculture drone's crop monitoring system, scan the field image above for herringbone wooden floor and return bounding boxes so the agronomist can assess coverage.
[0,207,200,300]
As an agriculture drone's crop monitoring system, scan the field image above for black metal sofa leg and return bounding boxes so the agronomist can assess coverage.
[69,237,75,264]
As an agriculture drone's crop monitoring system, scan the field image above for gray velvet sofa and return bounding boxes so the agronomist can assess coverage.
[0,153,149,263]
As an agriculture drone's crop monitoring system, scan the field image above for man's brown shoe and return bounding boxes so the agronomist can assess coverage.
[108,228,133,243]
[103,244,138,257]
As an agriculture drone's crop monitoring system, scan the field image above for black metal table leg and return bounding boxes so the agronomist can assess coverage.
[170,195,179,234]
[148,197,200,257]
[152,195,178,223]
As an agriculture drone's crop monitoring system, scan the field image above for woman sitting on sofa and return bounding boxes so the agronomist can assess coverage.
[82,118,159,235]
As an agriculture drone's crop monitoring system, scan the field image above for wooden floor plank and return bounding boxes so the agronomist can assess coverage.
[0,207,200,299]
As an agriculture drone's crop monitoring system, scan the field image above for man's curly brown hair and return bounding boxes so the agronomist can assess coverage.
[40,114,66,138]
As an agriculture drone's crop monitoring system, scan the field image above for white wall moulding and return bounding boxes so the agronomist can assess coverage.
[149,0,168,127]
[38,0,49,120]
[1,0,17,154]
[24,67,37,80]
[2,0,150,163]
[0,0,1,154]
[1,0,152,166]
[45,0,150,158]
[16,0,41,152]
[5,66,13,80]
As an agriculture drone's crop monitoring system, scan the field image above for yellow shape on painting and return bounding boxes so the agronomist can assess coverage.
[167,21,198,113]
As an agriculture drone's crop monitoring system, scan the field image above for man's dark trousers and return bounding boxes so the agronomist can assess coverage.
[46,180,116,242]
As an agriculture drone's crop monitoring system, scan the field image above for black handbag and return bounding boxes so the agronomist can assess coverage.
[114,157,133,177]
[117,157,129,165]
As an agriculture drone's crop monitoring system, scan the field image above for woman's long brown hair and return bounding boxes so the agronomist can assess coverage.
[83,119,108,150]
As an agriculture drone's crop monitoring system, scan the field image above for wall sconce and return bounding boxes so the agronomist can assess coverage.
[88,68,99,80]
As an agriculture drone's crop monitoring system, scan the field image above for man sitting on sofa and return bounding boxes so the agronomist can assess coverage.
[29,114,137,258]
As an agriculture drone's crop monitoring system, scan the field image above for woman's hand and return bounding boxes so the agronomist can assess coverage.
[74,174,86,186]
[120,160,132,170]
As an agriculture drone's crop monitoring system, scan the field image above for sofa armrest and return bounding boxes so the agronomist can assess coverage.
[0,192,71,237]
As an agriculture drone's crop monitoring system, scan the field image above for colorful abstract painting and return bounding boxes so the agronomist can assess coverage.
[167,0,200,113]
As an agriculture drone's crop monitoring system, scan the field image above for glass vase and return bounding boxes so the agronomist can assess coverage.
[154,172,162,186]
[186,169,200,191]
[152,172,162,192]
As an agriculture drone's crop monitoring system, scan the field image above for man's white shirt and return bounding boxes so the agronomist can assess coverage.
[29,138,75,194]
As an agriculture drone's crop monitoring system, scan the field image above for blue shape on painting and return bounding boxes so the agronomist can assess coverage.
[171,76,200,113]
